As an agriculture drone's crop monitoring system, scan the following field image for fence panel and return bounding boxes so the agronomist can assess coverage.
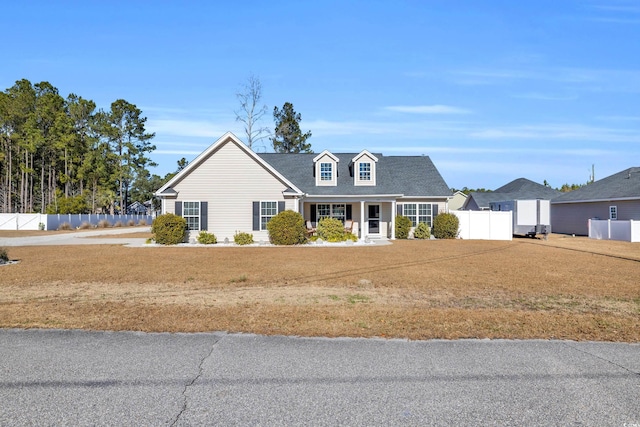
[0,213,153,231]
[589,219,638,242]
[452,210,512,240]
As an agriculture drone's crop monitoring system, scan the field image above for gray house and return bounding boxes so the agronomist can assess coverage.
[155,132,451,242]
[551,167,640,235]
[462,178,560,210]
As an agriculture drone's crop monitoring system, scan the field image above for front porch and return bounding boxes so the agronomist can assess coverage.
[300,199,398,240]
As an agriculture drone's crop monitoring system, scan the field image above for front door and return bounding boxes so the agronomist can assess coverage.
[368,204,380,234]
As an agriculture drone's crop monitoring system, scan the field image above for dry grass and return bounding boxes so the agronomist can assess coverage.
[0,234,638,341]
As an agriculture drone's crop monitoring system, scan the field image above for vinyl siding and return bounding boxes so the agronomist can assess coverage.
[170,140,293,242]
[551,200,640,235]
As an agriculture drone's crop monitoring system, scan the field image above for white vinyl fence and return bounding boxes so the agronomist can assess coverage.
[452,210,513,241]
[0,213,153,231]
[588,219,640,242]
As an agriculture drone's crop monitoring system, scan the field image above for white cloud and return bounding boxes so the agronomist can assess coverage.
[469,124,640,143]
[146,118,238,138]
[384,105,471,114]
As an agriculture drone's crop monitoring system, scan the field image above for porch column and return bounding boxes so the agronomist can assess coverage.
[391,200,396,240]
[360,200,365,240]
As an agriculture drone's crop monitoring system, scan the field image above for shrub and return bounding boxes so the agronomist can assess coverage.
[151,213,187,245]
[345,232,359,242]
[114,221,124,227]
[78,221,92,230]
[414,222,431,239]
[58,222,72,230]
[395,215,412,239]
[432,213,459,239]
[197,231,217,244]
[266,210,307,245]
[234,231,254,245]
[97,219,111,228]
[317,217,347,242]
[138,219,147,226]
[0,247,8,264]
[127,219,135,226]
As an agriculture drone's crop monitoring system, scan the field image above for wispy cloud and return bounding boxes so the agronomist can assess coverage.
[510,92,577,101]
[384,105,471,114]
[146,118,237,138]
[368,145,616,157]
[469,123,640,143]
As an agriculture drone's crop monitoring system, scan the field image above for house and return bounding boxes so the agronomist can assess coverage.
[154,132,451,242]
[462,178,560,210]
[551,167,640,236]
[448,191,467,211]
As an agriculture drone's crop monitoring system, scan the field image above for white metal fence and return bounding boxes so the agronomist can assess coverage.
[0,213,153,231]
[451,210,513,240]
[588,219,640,242]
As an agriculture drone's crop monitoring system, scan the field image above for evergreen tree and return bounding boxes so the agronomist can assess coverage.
[271,102,312,153]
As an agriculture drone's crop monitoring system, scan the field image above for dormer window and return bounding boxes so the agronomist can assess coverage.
[313,150,339,186]
[320,162,333,181]
[359,162,371,181]
[352,150,378,186]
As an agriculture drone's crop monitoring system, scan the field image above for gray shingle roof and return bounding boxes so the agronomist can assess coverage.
[465,178,560,209]
[552,167,640,203]
[257,153,450,197]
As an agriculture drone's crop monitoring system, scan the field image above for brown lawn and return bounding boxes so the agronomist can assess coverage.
[0,233,638,341]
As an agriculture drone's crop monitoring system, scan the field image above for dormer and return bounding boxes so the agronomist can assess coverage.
[352,150,378,186]
[313,150,339,186]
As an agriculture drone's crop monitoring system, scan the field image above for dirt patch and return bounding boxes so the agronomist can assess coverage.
[0,237,638,341]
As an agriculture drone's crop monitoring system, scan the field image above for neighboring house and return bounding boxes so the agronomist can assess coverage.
[551,167,640,236]
[448,191,468,211]
[462,178,560,210]
[127,200,151,215]
[154,132,451,242]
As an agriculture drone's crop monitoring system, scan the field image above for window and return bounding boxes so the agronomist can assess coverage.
[183,201,200,230]
[320,163,332,181]
[316,203,346,223]
[261,201,277,230]
[359,162,371,181]
[402,203,433,227]
[610,206,618,220]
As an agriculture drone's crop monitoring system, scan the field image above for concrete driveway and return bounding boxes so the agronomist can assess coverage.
[0,329,638,426]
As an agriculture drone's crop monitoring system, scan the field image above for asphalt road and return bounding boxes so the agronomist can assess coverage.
[0,329,638,426]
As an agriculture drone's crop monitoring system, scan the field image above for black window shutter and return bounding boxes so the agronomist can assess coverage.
[278,201,285,213]
[200,202,208,230]
[310,204,317,225]
[432,204,439,217]
[346,204,352,220]
[175,201,182,216]
[252,202,260,231]
[396,204,403,216]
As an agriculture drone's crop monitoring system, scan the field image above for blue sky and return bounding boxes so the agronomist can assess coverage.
[3,1,639,190]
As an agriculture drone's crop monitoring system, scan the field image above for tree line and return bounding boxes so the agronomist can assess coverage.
[0,79,159,214]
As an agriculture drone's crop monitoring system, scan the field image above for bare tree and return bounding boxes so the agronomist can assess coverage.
[235,74,269,150]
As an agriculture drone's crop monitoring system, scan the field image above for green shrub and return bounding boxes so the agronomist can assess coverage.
[317,217,347,242]
[0,247,8,263]
[197,230,217,244]
[395,215,412,239]
[234,231,254,245]
[432,213,459,239]
[151,213,187,245]
[45,192,89,214]
[266,210,307,245]
[345,232,359,242]
[414,222,431,239]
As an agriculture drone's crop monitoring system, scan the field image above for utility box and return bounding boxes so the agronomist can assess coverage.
[489,199,551,238]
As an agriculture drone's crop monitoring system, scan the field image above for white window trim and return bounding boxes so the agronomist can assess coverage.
[314,152,339,186]
[260,201,278,230]
[352,150,378,186]
[609,205,618,220]
[183,201,201,231]
[401,202,434,227]
[320,162,333,181]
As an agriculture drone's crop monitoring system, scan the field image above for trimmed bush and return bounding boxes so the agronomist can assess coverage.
[317,217,347,242]
[97,219,111,228]
[0,247,8,264]
[395,215,412,239]
[152,213,187,245]
[234,231,254,245]
[127,219,135,226]
[266,210,307,245]
[345,232,359,242]
[432,213,459,239]
[114,221,124,227]
[138,219,147,226]
[414,222,431,239]
[58,222,72,230]
[78,221,92,230]
[197,231,217,244]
